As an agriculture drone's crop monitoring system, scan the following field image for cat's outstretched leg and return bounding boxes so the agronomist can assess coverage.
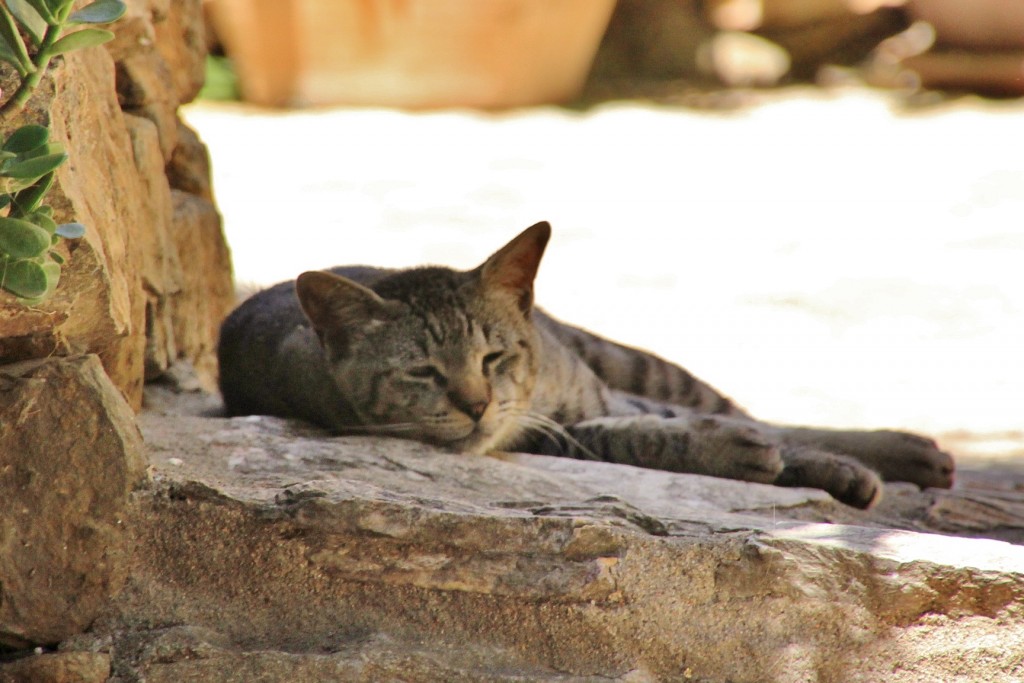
[775,446,883,509]
[551,413,885,508]
[771,427,954,489]
[556,414,784,484]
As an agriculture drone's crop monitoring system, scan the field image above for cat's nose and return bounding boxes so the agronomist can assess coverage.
[448,390,490,422]
[464,400,489,422]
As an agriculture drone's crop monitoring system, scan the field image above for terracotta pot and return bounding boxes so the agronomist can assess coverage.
[208,0,616,109]
[907,0,1024,50]
[705,0,907,31]
[900,52,1024,96]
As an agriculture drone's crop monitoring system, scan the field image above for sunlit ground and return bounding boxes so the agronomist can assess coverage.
[183,89,1024,451]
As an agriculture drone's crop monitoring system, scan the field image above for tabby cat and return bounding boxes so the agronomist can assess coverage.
[217,222,954,508]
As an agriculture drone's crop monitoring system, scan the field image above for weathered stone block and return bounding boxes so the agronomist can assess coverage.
[107,0,207,159]
[0,48,148,409]
[166,120,214,201]
[0,651,110,683]
[1,0,231,408]
[109,0,207,107]
[152,0,207,104]
[86,404,1024,681]
[167,190,233,390]
[0,356,147,648]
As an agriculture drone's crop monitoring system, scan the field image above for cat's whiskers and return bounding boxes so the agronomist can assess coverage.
[504,407,600,461]
[416,414,480,441]
[345,403,593,457]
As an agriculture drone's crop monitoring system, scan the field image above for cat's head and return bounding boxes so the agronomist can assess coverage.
[295,222,550,453]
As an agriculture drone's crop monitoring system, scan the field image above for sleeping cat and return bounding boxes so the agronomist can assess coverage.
[217,222,954,508]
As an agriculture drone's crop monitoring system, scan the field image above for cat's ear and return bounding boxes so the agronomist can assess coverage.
[296,271,401,346]
[477,221,551,315]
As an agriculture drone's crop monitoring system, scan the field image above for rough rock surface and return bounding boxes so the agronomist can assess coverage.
[0,356,147,649]
[0,651,110,683]
[165,190,233,390]
[0,0,233,406]
[44,386,1024,682]
[0,48,148,405]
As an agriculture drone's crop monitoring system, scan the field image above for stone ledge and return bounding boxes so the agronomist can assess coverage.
[56,400,1024,682]
[0,356,147,649]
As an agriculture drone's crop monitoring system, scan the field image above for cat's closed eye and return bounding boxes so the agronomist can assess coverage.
[407,365,446,386]
[484,351,518,375]
[482,351,504,372]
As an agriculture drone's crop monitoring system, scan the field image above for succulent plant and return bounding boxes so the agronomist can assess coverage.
[0,0,127,114]
[0,0,126,302]
[0,124,84,302]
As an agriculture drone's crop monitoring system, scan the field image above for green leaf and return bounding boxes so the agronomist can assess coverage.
[0,33,28,74]
[46,0,72,15]
[49,250,65,265]
[68,0,126,24]
[11,172,54,214]
[0,216,51,258]
[2,152,67,179]
[0,195,10,210]
[42,258,60,285]
[1,258,50,299]
[0,6,33,71]
[2,125,49,154]
[34,0,64,22]
[22,259,62,303]
[11,0,54,31]
[5,1,47,44]
[19,141,65,161]
[54,222,85,239]
[49,27,114,55]
[27,211,58,235]
[0,177,33,194]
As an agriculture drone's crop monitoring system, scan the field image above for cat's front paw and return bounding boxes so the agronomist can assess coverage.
[694,417,784,484]
[777,427,955,490]
[776,447,883,509]
[869,430,955,489]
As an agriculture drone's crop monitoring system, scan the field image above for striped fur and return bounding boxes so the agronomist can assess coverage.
[218,222,955,509]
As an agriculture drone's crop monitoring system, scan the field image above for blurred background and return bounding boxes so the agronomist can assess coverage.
[186,0,1023,454]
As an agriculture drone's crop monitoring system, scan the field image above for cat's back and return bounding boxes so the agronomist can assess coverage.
[220,267,394,348]
[217,266,393,419]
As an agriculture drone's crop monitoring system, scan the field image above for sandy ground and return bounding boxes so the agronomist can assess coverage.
[182,89,1023,456]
